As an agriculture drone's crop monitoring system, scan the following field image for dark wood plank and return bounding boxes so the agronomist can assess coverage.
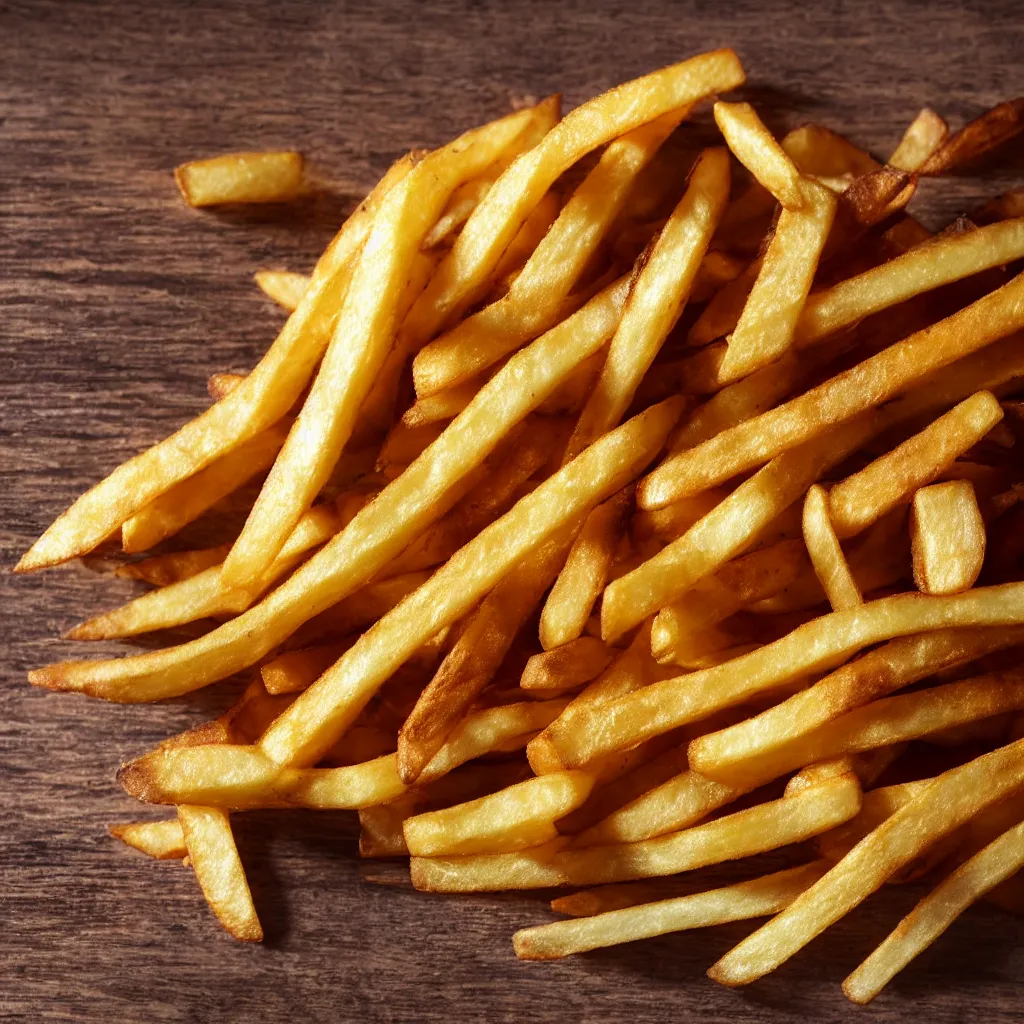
[2,0,1023,1020]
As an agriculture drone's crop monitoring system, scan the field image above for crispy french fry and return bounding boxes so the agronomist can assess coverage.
[29,277,631,702]
[400,51,745,357]
[514,860,830,960]
[539,490,631,650]
[919,98,1024,176]
[109,819,187,860]
[120,420,291,553]
[630,488,731,544]
[708,737,1024,987]
[220,111,535,593]
[690,627,1024,784]
[254,270,310,312]
[410,766,861,891]
[829,391,1003,539]
[717,178,836,384]
[912,480,986,594]
[177,806,262,942]
[397,532,574,783]
[175,151,304,207]
[412,113,684,398]
[552,584,1024,770]
[260,644,351,695]
[258,397,682,768]
[521,637,615,694]
[889,108,949,173]
[714,102,804,209]
[647,274,1024,501]
[404,772,594,856]
[207,373,245,401]
[564,147,730,458]
[781,123,880,180]
[686,256,761,347]
[17,152,415,572]
[845,819,1024,1003]
[802,484,861,611]
[115,544,231,587]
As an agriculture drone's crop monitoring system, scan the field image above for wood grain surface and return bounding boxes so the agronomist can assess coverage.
[3,1,1024,1020]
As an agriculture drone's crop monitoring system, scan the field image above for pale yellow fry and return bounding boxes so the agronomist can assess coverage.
[400,50,745,356]
[410,771,860,892]
[514,861,830,960]
[521,637,615,693]
[412,112,683,398]
[564,147,730,459]
[220,109,534,593]
[65,504,339,640]
[803,484,861,611]
[404,772,594,857]
[109,819,187,860]
[115,545,231,587]
[28,278,630,702]
[175,151,303,207]
[690,627,1024,784]
[718,178,836,383]
[781,123,881,179]
[829,390,1004,538]
[649,273,1024,500]
[553,584,1024,770]
[16,153,413,572]
[912,480,986,595]
[177,806,262,942]
[796,218,1024,348]
[708,737,1024,987]
[258,397,682,768]
[402,377,482,428]
[714,101,804,209]
[846,818,1024,1003]
[539,490,631,650]
[889,108,949,173]
[254,270,310,312]
[605,415,878,642]
[712,670,1024,788]
[121,420,291,552]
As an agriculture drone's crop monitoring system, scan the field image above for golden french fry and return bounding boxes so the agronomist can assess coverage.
[400,51,745,358]
[919,98,1024,176]
[718,179,836,384]
[781,123,880,179]
[552,584,1024,770]
[690,627,1024,785]
[521,637,615,694]
[912,480,986,594]
[714,101,804,209]
[489,191,563,283]
[802,484,861,611]
[115,544,231,587]
[258,397,682,769]
[829,391,1003,538]
[889,108,949,172]
[175,151,304,207]
[397,532,573,783]
[648,273,1024,501]
[177,806,262,942]
[260,644,351,695]
[120,420,291,553]
[514,861,829,960]
[28,277,631,702]
[708,737,1024,987]
[404,772,594,856]
[539,489,631,650]
[17,151,415,573]
[206,372,245,401]
[109,819,187,860]
[564,147,730,458]
[410,767,860,892]
[686,256,761,347]
[412,112,684,399]
[845,818,1024,1003]
[630,487,731,544]
[220,110,534,593]
[254,270,310,312]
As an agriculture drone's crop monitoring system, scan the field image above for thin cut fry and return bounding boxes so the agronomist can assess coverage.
[109,819,187,860]
[521,637,615,693]
[260,644,351,695]
[513,861,829,960]
[254,270,310,312]
[115,545,231,587]
[175,151,304,207]
[912,480,986,594]
[889,108,949,172]
[177,806,262,941]
[708,737,1024,986]
[919,98,1024,175]
[802,484,861,611]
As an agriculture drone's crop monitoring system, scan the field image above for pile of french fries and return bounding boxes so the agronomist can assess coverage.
[19,48,1024,1002]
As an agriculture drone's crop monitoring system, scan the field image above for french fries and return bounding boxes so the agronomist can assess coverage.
[20,55,1024,998]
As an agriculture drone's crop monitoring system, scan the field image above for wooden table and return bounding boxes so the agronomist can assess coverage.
[3,1,1023,1019]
